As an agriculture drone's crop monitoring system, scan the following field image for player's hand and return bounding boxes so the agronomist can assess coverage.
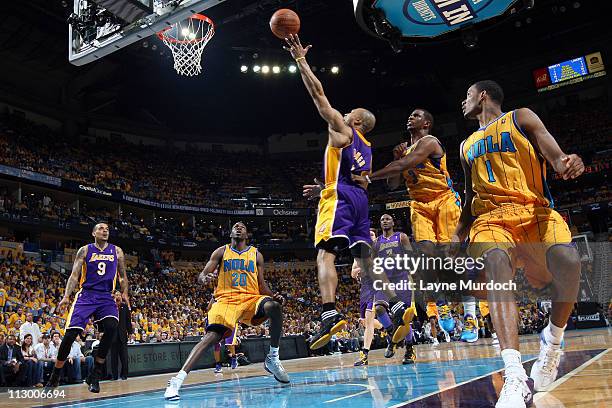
[283,34,312,60]
[351,262,361,281]
[272,293,285,305]
[393,142,408,160]
[57,296,70,314]
[557,154,584,180]
[122,292,131,309]
[303,178,324,201]
[351,174,368,185]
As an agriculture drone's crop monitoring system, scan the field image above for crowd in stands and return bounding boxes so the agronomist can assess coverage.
[1,101,610,213]
[2,243,611,386]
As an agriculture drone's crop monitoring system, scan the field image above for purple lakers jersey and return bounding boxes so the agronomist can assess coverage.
[80,243,118,292]
[375,232,405,280]
[322,128,372,188]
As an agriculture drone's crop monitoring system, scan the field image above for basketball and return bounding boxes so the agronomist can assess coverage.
[270,9,300,39]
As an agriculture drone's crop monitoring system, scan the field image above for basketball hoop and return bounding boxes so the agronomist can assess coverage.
[157,14,215,76]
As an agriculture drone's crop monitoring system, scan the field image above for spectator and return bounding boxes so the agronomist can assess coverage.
[21,333,43,387]
[20,312,42,346]
[0,334,26,386]
[33,333,56,383]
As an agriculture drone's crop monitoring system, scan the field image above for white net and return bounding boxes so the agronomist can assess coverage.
[158,14,215,76]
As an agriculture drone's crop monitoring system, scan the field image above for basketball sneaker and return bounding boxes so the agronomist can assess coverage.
[402,344,416,365]
[391,303,416,343]
[354,351,368,366]
[384,341,395,358]
[309,313,347,350]
[214,363,222,373]
[530,331,564,391]
[264,355,290,384]
[164,376,182,401]
[85,370,101,393]
[438,305,456,334]
[460,315,479,343]
[230,356,238,369]
[495,374,534,408]
[492,332,500,347]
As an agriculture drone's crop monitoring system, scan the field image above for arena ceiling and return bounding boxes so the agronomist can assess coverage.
[0,0,609,139]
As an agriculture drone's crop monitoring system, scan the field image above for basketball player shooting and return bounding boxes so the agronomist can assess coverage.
[284,34,414,350]
[453,80,584,408]
[164,222,288,401]
[47,223,129,393]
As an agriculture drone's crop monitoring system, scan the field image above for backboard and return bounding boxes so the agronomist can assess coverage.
[69,0,225,66]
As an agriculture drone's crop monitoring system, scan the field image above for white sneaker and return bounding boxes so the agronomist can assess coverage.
[495,374,534,408]
[164,376,182,401]
[530,331,563,391]
[432,338,439,346]
[264,355,290,384]
[444,331,451,343]
[492,333,500,347]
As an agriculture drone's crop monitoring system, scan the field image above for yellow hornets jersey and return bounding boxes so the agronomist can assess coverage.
[214,245,260,299]
[402,136,458,202]
[462,111,553,216]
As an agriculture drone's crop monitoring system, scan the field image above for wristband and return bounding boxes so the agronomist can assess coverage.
[295,56,306,62]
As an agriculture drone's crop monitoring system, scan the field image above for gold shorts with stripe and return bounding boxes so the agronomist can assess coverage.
[468,205,572,288]
[410,191,461,243]
[207,294,270,334]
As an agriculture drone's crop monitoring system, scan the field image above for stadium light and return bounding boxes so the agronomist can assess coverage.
[262,65,270,74]
[288,65,297,73]
[272,66,281,74]
[253,65,261,73]
[331,66,339,74]
[240,65,248,73]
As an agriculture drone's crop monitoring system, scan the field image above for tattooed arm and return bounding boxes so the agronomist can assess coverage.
[116,246,130,309]
[57,245,87,314]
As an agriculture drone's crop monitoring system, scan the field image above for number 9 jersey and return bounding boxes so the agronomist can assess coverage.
[81,243,118,292]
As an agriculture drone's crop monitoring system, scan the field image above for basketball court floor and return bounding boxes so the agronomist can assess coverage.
[4,328,610,408]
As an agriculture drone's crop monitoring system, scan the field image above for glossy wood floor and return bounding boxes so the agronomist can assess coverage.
[2,328,610,408]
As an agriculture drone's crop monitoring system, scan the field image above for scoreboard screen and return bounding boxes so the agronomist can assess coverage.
[548,57,588,84]
[533,52,605,91]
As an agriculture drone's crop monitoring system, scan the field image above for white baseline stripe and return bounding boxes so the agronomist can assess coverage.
[533,348,611,403]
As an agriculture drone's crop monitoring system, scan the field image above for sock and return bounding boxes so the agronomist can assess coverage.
[386,333,393,345]
[176,369,187,385]
[544,322,565,346]
[390,301,406,316]
[463,297,476,320]
[378,310,393,330]
[269,346,279,358]
[362,348,369,354]
[501,349,526,378]
[322,303,336,313]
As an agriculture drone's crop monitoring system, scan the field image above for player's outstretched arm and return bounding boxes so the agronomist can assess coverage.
[283,34,351,147]
[58,245,88,313]
[353,137,439,184]
[515,108,584,180]
[450,141,476,255]
[198,246,225,285]
[116,246,130,308]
